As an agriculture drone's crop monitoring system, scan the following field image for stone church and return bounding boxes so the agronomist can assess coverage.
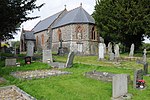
[21,5,98,55]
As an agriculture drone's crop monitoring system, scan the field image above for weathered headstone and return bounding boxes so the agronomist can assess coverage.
[65,52,75,68]
[129,43,134,57]
[143,63,148,75]
[98,43,104,60]
[108,42,112,54]
[114,44,120,59]
[103,43,106,54]
[5,58,16,66]
[133,69,143,88]
[43,49,53,63]
[112,74,128,99]
[26,41,34,57]
[143,49,147,63]
[109,52,115,61]
[99,36,104,43]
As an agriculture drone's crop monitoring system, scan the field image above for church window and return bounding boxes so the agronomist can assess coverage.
[57,29,62,41]
[91,27,96,40]
[41,34,44,45]
[36,36,38,46]
[76,25,82,39]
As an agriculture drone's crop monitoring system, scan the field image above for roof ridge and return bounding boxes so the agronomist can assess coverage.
[31,20,41,31]
[81,7,90,22]
[50,9,67,28]
[41,10,65,22]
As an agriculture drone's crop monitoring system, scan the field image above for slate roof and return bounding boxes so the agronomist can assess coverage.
[31,6,95,33]
[32,10,65,33]
[52,6,95,29]
[24,31,35,40]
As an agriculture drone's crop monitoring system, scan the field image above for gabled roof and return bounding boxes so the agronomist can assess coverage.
[32,10,66,33]
[24,30,35,40]
[52,6,95,29]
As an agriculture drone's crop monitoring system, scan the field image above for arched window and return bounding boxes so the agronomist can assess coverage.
[76,25,82,39]
[41,34,44,45]
[91,27,96,40]
[57,29,62,41]
[36,36,38,46]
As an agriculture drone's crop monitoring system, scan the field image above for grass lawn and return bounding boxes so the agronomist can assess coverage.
[0,54,150,100]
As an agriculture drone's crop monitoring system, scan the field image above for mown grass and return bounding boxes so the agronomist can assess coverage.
[0,53,150,100]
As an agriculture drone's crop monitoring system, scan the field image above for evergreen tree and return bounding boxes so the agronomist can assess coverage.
[0,0,44,41]
[93,0,150,51]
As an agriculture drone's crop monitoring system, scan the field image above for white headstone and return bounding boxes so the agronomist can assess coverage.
[103,43,106,54]
[114,44,120,58]
[99,37,104,43]
[108,42,112,54]
[109,53,115,61]
[26,41,34,57]
[43,50,53,63]
[129,43,134,57]
[98,43,104,60]
[112,74,128,98]
[143,49,147,63]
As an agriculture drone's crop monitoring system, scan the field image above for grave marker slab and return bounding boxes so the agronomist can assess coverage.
[26,41,34,57]
[114,44,120,59]
[112,74,128,99]
[143,49,147,63]
[129,43,134,57]
[43,49,53,63]
[98,43,104,60]
[5,58,16,66]
[143,63,148,75]
[66,52,75,68]
[108,42,112,54]
[109,53,115,61]
[133,69,143,88]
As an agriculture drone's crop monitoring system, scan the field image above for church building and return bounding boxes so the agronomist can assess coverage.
[22,4,99,55]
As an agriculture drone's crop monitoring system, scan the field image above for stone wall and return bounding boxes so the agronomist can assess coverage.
[52,24,98,55]
[34,30,49,52]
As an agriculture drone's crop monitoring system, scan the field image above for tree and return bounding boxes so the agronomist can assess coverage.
[93,0,150,51]
[0,0,44,41]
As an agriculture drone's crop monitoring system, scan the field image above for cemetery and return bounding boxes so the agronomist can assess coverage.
[1,1,150,100]
[0,48,150,100]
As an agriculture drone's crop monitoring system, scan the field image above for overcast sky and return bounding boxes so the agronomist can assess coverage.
[13,0,96,40]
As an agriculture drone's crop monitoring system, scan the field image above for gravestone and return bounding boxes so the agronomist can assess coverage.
[103,43,106,54]
[114,44,120,59]
[129,43,134,57]
[26,41,34,57]
[5,58,16,66]
[133,69,143,88]
[43,49,53,63]
[65,52,75,68]
[109,52,115,61]
[99,36,104,43]
[143,49,147,63]
[112,74,128,99]
[108,42,112,54]
[143,63,148,75]
[98,43,104,60]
